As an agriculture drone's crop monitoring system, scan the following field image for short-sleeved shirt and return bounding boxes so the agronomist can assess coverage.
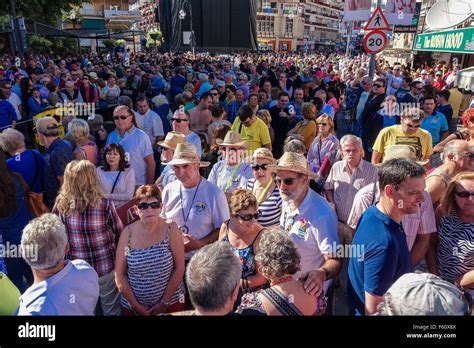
[280,188,338,288]
[44,138,74,209]
[185,131,203,157]
[161,178,230,260]
[17,260,99,316]
[372,125,433,162]
[207,160,253,193]
[421,111,449,146]
[160,165,178,188]
[133,109,164,147]
[347,206,413,316]
[347,183,437,250]
[7,149,45,193]
[106,127,154,186]
[231,117,271,155]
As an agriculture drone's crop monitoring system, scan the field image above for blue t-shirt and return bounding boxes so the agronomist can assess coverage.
[0,99,18,130]
[421,111,448,146]
[7,150,45,193]
[347,206,413,316]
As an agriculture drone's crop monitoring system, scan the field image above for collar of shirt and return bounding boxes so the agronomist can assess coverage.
[47,137,63,154]
[373,205,403,232]
[343,158,365,174]
[116,126,136,140]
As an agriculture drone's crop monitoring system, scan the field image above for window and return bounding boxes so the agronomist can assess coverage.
[110,5,120,11]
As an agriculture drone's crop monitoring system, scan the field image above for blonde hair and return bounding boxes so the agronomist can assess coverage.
[257,109,272,125]
[55,160,105,215]
[441,172,474,216]
[316,114,335,135]
[68,118,90,141]
[229,189,257,215]
[301,102,316,121]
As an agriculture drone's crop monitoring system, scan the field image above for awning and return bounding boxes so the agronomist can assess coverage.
[456,67,474,91]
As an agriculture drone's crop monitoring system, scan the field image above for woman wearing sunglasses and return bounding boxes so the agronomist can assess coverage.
[115,184,185,316]
[433,172,474,302]
[218,189,268,294]
[243,148,282,227]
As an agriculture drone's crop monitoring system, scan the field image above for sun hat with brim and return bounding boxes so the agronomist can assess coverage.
[381,144,429,166]
[165,143,210,167]
[216,131,248,149]
[157,131,186,150]
[244,147,277,165]
[267,151,319,180]
[381,272,469,315]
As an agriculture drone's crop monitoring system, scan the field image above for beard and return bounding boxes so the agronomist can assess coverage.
[280,184,306,203]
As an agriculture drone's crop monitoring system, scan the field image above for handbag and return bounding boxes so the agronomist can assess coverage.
[25,151,50,217]
[319,155,333,178]
[0,272,21,315]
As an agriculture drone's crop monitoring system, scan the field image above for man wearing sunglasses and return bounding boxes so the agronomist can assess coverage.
[372,107,433,165]
[105,105,156,187]
[171,109,202,157]
[268,152,340,307]
[400,81,423,105]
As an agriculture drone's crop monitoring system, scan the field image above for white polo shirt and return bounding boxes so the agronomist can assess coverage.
[280,188,339,289]
[133,109,164,147]
[161,178,230,259]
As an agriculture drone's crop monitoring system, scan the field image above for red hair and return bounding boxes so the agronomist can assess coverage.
[461,108,474,128]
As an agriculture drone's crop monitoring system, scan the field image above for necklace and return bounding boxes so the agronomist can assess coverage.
[252,178,273,205]
[179,177,202,234]
[271,275,294,286]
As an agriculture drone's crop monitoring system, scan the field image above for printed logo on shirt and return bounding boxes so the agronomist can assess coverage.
[192,201,206,213]
[394,136,423,160]
[296,219,309,240]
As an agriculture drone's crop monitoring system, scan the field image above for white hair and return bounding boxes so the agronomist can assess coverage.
[152,94,169,108]
[0,128,25,153]
[198,73,208,82]
[340,134,363,149]
[21,214,68,269]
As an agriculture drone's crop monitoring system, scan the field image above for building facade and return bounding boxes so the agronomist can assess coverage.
[130,0,160,33]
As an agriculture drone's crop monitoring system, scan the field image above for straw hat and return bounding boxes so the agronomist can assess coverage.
[165,143,210,167]
[244,147,277,165]
[267,151,318,179]
[216,131,248,149]
[382,145,429,166]
[157,131,186,150]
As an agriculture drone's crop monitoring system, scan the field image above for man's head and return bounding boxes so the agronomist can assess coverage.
[277,91,290,109]
[0,80,11,98]
[209,88,219,104]
[186,241,241,315]
[436,90,450,104]
[226,84,237,99]
[113,105,134,133]
[136,96,149,115]
[171,109,191,133]
[238,73,248,86]
[294,88,304,103]
[35,117,60,147]
[340,135,364,165]
[361,77,373,92]
[169,143,206,188]
[248,93,259,108]
[410,81,423,96]
[372,79,387,96]
[315,89,327,104]
[237,105,255,127]
[65,80,75,92]
[421,96,436,115]
[392,65,402,77]
[378,158,426,216]
[199,91,213,110]
[263,81,272,93]
[21,214,68,270]
[442,140,474,171]
[400,107,424,135]
[402,76,413,89]
[235,89,244,103]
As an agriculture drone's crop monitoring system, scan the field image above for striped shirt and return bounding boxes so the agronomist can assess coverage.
[437,212,474,284]
[120,225,185,309]
[325,159,378,223]
[347,183,437,250]
[245,179,282,227]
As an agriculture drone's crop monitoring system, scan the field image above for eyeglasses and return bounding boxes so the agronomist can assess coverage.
[274,176,300,186]
[317,123,328,126]
[113,115,129,120]
[456,152,474,158]
[455,191,474,198]
[252,164,268,171]
[405,123,421,129]
[171,118,188,123]
[373,84,384,88]
[236,212,260,221]
[137,201,162,210]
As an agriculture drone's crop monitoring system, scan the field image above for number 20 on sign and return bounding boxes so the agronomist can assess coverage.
[363,30,388,54]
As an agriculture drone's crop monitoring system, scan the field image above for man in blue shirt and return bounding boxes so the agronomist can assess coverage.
[421,96,449,146]
[348,158,425,315]
[0,80,17,131]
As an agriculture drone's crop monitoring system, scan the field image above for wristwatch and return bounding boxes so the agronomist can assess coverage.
[321,267,332,281]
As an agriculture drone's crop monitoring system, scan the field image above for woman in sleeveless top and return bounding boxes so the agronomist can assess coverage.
[244,148,282,227]
[68,119,98,165]
[218,189,268,293]
[115,185,185,315]
[238,229,326,316]
[434,173,474,301]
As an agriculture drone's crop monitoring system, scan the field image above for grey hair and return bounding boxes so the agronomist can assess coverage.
[284,139,306,154]
[198,73,208,82]
[255,228,300,281]
[68,118,90,141]
[0,128,25,153]
[186,241,241,312]
[21,214,67,269]
[118,95,133,109]
[340,134,363,149]
[152,94,169,108]
[442,139,467,163]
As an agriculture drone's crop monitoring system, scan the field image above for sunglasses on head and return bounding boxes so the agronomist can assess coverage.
[252,164,268,171]
[137,201,162,210]
[274,176,300,186]
[236,212,260,221]
[113,115,129,120]
[171,118,188,123]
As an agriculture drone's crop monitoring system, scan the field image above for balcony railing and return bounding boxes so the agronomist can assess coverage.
[80,9,104,16]
[104,9,141,18]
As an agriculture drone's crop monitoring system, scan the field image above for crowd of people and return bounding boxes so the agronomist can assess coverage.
[0,49,473,316]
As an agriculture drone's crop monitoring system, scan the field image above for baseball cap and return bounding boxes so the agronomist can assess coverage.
[35,117,60,136]
[379,273,470,316]
[215,80,225,88]
[436,71,442,76]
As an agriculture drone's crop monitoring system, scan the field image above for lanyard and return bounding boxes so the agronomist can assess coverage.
[282,210,299,234]
[252,178,273,205]
[218,162,241,193]
[179,177,202,228]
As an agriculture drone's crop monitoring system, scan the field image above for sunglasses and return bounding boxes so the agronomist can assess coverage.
[373,84,384,88]
[457,152,474,158]
[405,123,421,129]
[171,118,188,123]
[113,115,129,120]
[455,191,474,198]
[210,93,218,96]
[416,87,423,90]
[252,164,268,171]
[274,176,300,186]
[137,201,162,210]
[236,212,260,221]
[317,123,328,126]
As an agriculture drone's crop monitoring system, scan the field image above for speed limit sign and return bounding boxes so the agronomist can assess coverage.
[363,30,388,54]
